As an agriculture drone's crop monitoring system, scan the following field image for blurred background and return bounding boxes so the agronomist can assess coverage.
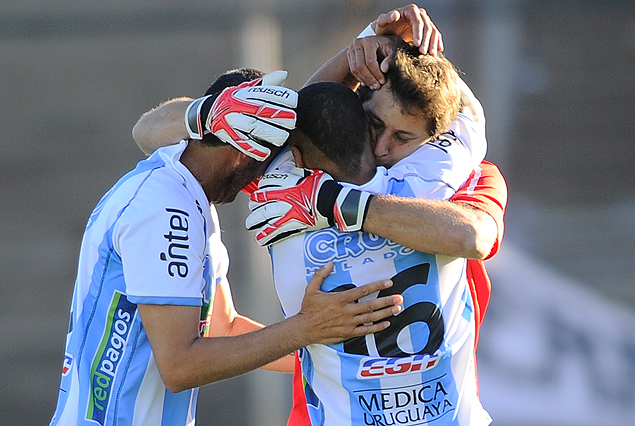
[1,0,634,425]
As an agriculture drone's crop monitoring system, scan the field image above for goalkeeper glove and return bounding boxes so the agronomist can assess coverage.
[185,70,298,161]
[246,168,374,245]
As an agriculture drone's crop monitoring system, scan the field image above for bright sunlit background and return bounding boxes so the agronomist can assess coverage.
[1,1,634,425]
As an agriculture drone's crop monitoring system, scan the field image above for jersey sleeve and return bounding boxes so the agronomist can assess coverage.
[450,160,507,259]
[113,176,208,306]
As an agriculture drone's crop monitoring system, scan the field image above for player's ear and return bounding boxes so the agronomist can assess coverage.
[290,145,306,168]
[226,147,255,172]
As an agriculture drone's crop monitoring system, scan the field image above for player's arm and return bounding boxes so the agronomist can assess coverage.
[139,263,402,393]
[306,35,400,91]
[362,195,496,259]
[306,4,443,91]
[132,98,192,155]
[363,161,506,258]
[207,277,293,373]
[247,162,506,259]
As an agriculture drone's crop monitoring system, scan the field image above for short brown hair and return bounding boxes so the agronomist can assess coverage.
[362,41,462,140]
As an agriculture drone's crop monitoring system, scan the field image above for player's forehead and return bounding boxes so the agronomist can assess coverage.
[362,87,428,137]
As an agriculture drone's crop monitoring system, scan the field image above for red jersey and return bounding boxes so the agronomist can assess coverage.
[453,161,507,344]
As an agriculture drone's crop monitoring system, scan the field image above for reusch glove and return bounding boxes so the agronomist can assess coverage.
[246,168,374,245]
[185,70,298,161]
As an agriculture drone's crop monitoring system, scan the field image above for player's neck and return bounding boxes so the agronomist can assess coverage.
[343,153,377,186]
[180,141,233,201]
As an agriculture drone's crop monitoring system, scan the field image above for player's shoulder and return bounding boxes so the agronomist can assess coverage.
[118,145,208,229]
[477,160,503,178]
[469,161,507,193]
[435,113,488,164]
[125,159,191,208]
[390,135,473,180]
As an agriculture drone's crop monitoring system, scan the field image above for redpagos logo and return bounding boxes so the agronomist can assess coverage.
[86,291,136,425]
[357,353,441,379]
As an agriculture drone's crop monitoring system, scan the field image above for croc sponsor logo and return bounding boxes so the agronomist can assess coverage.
[304,229,414,264]
[62,353,73,376]
[160,208,190,278]
[355,376,454,425]
[357,353,441,379]
[87,291,136,425]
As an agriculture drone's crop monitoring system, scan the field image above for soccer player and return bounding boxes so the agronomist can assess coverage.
[249,3,505,341]
[48,70,403,426]
[316,5,506,352]
[248,80,494,425]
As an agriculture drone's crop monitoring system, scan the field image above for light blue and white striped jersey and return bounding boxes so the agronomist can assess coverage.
[50,141,229,426]
[269,114,492,425]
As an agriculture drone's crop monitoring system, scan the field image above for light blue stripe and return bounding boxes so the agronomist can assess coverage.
[127,296,202,306]
[162,387,195,426]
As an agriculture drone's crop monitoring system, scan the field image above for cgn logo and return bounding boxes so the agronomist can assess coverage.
[357,354,440,379]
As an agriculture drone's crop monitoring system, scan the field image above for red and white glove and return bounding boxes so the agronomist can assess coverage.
[185,70,298,161]
[246,168,374,246]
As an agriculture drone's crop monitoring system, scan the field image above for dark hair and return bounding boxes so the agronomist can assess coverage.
[204,68,265,96]
[295,82,370,176]
[200,68,269,148]
[358,40,461,140]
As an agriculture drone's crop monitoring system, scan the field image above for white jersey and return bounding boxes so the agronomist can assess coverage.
[269,113,491,425]
[50,141,229,426]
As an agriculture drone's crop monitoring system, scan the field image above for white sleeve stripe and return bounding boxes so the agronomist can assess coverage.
[465,166,482,195]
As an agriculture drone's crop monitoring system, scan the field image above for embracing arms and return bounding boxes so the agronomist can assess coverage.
[132,98,193,155]
[140,263,402,393]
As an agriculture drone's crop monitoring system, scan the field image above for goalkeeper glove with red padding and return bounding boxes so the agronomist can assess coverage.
[246,168,374,245]
[241,177,261,196]
[185,70,298,161]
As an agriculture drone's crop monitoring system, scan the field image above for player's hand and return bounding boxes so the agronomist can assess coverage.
[372,4,443,56]
[347,35,399,90]
[295,262,403,345]
[246,168,333,245]
[246,168,374,245]
[185,70,298,161]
